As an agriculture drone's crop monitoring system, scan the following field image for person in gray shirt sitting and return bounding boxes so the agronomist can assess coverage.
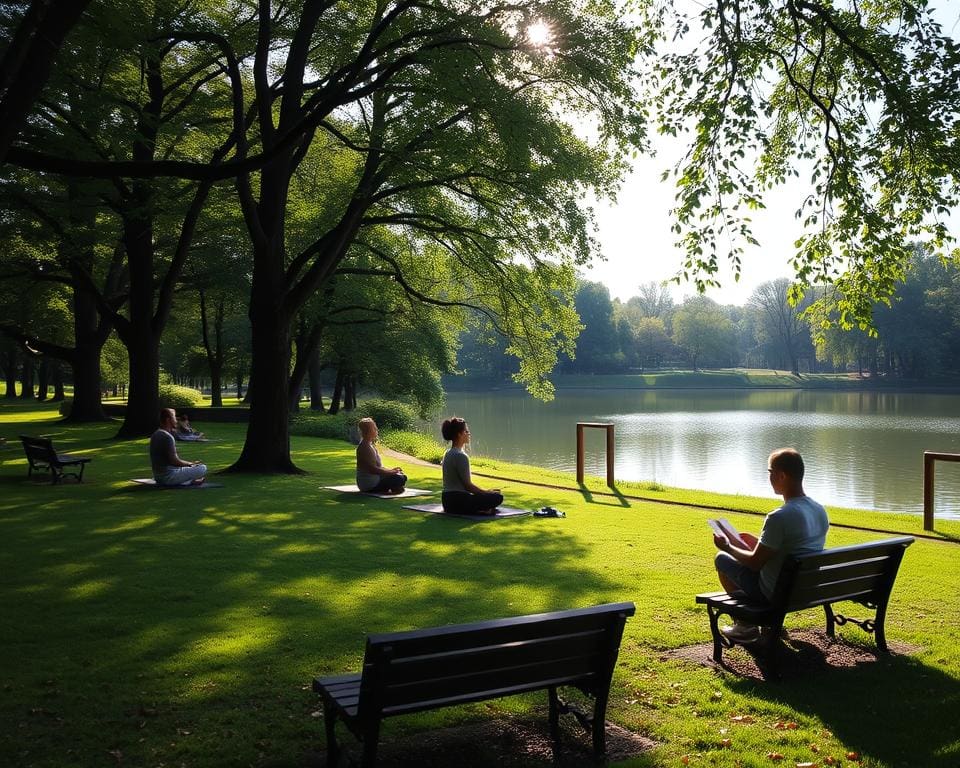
[440,417,503,515]
[712,447,829,642]
[150,408,207,486]
[355,417,406,493]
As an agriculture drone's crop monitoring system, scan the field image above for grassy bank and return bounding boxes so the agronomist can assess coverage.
[2,402,959,767]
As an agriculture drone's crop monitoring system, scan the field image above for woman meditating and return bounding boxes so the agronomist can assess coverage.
[356,417,407,494]
[441,417,503,515]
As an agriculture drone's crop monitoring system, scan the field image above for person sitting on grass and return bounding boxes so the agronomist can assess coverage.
[150,408,207,486]
[440,417,503,515]
[713,447,829,642]
[355,417,406,494]
[173,412,205,441]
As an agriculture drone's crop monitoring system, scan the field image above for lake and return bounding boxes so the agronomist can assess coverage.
[441,389,960,519]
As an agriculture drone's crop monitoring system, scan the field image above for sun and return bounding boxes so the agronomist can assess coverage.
[526,19,553,49]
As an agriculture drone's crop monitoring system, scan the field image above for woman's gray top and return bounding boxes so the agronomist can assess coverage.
[442,446,471,492]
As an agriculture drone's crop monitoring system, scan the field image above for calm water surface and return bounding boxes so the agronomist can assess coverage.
[442,389,960,519]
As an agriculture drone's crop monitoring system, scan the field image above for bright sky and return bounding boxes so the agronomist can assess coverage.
[583,3,960,308]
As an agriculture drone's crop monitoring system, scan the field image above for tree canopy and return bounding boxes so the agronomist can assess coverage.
[647,0,960,327]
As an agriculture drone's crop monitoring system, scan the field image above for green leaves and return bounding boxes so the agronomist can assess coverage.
[643,0,960,330]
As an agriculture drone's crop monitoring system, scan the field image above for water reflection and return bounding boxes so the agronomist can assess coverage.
[442,389,960,518]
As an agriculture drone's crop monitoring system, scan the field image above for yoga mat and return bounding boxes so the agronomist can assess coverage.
[402,503,531,521]
[130,478,223,489]
[322,485,433,499]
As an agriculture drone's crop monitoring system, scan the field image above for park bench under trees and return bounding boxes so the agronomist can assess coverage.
[19,434,90,484]
[696,536,914,672]
[313,601,636,767]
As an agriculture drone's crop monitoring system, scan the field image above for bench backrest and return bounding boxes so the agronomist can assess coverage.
[20,435,57,463]
[772,536,914,613]
[357,602,636,719]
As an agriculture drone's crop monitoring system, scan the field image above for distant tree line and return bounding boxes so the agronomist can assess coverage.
[459,247,960,381]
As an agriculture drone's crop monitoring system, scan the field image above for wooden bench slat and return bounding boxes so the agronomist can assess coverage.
[379,653,605,709]
[381,629,608,684]
[367,607,631,656]
[380,673,601,717]
[314,602,635,766]
[787,574,889,608]
[792,558,893,589]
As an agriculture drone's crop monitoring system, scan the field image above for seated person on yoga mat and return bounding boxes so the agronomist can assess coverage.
[173,412,205,441]
[712,447,829,643]
[441,417,503,515]
[356,417,407,493]
[150,408,207,486]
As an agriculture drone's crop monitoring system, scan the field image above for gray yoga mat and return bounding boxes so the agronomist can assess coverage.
[322,485,433,499]
[402,503,531,521]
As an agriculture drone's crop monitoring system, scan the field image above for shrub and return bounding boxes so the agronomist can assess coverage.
[289,410,359,441]
[356,399,416,432]
[379,430,444,464]
[158,383,204,409]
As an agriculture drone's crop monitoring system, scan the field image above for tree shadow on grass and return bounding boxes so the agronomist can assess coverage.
[718,638,960,767]
[0,462,628,767]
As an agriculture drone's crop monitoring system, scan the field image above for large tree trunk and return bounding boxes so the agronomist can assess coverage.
[308,350,325,411]
[67,343,108,421]
[35,357,49,401]
[230,276,299,473]
[119,329,160,436]
[52,362,64,401]
[115,200,161,436]
[289,317,325,413]
[345,374,357,410]
[199,289,224,407]
[63,255,110,420]
[19,354,35,399]
[3,349,17,397]
[328,368,344,415]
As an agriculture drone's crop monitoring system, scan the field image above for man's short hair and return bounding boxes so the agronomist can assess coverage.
[358,417,375,438]
[159,407,175,422]
[769,448,804,481]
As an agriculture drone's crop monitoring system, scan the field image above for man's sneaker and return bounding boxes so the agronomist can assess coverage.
[721,621,761,643]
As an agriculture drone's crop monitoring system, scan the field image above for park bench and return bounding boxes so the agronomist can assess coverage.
[19,434,91,484]
[696,536,914,672]
[313,601,636,767]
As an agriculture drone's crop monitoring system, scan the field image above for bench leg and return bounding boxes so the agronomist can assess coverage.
[824,603,836,639]
[547,685,560,740]
[591,687,610,755]
[323,707,340,767]
[761,617,787,678]
[360,721,380,768]
[706,605,726,663]
[874,600,889,652]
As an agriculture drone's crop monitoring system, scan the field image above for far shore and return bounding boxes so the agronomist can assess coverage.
[443,369,960,394]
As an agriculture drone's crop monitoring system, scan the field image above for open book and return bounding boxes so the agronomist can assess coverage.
[708,518,748,549]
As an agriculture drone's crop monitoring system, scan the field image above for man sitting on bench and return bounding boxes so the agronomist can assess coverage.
[150,408,207,486]
[712,448,829,643]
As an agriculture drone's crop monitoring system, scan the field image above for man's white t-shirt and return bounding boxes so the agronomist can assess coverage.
[758,495,829,598]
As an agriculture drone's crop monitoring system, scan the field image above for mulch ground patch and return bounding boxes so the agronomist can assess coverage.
[661,629,919,681]
[307,714,656,767]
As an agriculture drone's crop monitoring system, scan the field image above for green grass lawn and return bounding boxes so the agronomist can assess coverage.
[2,402,959,767]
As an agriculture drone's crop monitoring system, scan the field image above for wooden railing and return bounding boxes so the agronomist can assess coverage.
[922,451,960,531]
[576,422,615,487]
